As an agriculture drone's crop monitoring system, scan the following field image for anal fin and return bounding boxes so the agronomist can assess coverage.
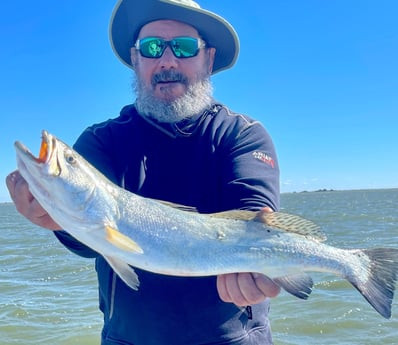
[274,274,314,299]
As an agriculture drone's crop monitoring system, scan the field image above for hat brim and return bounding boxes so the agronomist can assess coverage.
[109,0,240,74]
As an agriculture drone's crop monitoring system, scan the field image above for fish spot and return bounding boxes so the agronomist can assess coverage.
[217,231,226,240]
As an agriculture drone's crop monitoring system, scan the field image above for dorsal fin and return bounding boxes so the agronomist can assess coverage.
[155,199,198,212]
[255,211,327,242]
[155,199,325,240]
[156,199,257,220]
[208,210,257,221]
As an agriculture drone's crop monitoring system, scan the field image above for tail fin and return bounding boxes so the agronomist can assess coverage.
[349,248,398,318]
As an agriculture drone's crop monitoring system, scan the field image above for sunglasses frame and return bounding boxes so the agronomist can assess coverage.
[134,36,206,59]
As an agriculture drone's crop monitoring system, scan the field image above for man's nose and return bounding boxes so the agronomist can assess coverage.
[159,47,179,69]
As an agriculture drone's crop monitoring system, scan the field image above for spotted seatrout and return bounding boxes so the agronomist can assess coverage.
[15,130,398,318]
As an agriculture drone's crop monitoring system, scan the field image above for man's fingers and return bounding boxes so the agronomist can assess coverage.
[5,170,61,230]
[6,171,33,210]
[237,273,268,305]
[217,274,235,303]
[251,273,281,298]
[6,170,23,200]
[217,273,280,307]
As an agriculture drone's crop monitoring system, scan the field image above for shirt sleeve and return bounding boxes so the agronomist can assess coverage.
[219,118,280,212]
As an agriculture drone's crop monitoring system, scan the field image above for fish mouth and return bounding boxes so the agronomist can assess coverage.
[15,130,54,164]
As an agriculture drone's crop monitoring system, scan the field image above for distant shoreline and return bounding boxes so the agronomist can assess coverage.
[283,187,398,195]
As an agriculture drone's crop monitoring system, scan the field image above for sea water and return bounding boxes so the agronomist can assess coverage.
[1,189,397,344]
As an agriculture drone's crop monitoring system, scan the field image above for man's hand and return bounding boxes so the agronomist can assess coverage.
[6,170,62,230]
[216,206,281,305]
[217,273,280,306]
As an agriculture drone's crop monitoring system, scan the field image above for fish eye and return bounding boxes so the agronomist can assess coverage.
[64,150,77,165]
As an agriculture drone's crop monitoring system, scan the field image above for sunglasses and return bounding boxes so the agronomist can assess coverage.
[134,37,206,59]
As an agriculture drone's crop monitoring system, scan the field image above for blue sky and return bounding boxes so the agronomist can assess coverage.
[1,0,397,202]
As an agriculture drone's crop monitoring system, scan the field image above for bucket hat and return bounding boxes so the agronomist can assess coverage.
[109,0,240,74]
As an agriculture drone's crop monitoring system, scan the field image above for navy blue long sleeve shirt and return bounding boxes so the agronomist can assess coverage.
[55,103,280,345]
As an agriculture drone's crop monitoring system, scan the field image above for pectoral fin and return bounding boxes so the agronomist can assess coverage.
[104,255,140,290]
[105,225,144,254]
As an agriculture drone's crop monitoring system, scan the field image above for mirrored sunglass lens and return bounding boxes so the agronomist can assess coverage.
[140,38,165,58]
[137,37,200,58]
[171,38,198,57]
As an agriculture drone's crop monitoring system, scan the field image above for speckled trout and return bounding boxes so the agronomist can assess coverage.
[15,130,398,318]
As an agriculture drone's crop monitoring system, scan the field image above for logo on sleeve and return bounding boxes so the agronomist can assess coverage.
[252,151,275,168]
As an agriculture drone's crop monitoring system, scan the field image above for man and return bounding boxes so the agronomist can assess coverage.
[6,0,281,344]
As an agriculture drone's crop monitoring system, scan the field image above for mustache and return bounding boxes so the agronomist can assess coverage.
[151,70,188,86]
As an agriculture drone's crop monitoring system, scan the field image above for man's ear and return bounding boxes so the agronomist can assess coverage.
[205,47,216,75]
[130,47,138,70]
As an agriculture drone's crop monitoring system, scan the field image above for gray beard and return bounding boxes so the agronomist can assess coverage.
[134,73,214,123]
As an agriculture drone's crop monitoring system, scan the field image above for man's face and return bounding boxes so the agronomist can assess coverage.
[131,20,215,102]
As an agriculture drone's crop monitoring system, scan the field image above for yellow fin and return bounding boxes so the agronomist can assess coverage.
[105,225,144,254]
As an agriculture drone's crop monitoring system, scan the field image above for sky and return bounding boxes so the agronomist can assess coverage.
[1,0,397,202]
